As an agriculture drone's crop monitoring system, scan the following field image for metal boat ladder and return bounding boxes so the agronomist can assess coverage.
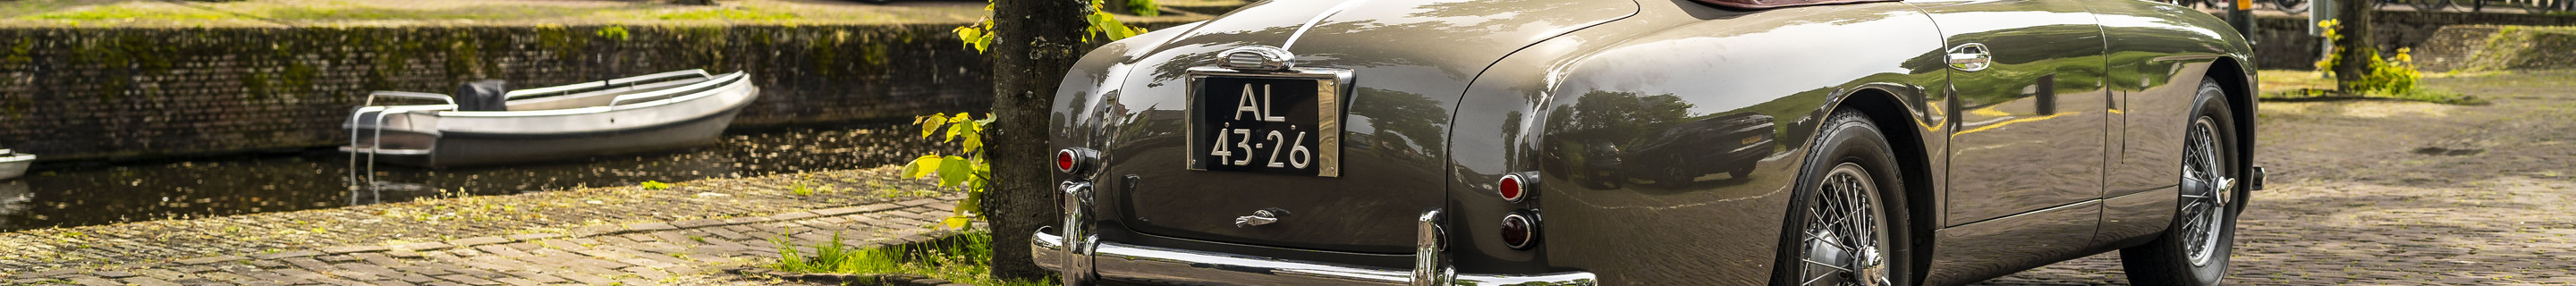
[346,91,455,193]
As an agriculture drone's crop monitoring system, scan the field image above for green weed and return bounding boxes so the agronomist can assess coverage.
[769,231,1052,286]
[640,181,671,190]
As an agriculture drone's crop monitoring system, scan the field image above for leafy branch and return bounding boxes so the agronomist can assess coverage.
[950,0,1154,53]
[902,113,995,229]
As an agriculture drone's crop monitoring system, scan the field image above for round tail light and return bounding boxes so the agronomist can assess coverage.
[1501,212,1538,249]
[1055,149,1079,172]
[1056,147,1096,174]
[1498,173,1529,202]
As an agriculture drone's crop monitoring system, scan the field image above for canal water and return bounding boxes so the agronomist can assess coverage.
[0,124,940,231]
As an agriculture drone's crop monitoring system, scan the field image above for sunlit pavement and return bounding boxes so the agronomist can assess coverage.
[1977,71,2576,285]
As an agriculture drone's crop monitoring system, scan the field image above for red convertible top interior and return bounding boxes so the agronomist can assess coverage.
[1690,0,1899,9]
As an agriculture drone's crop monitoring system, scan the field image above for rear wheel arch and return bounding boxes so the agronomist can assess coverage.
[2205,57,2257,181]
[1818,88,1937,285]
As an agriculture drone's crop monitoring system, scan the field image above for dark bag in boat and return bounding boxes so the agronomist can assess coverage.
[454,80,509,112]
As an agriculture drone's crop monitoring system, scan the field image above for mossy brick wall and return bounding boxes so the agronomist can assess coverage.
[2247,11,2576,70]
[0,24,1128,162]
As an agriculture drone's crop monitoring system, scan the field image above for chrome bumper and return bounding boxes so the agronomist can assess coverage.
[1035,181,1597,286]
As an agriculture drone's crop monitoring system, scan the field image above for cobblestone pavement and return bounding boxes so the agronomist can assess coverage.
[0,166,972,285]
[5,194,965,286]
[1977,72,2576,285]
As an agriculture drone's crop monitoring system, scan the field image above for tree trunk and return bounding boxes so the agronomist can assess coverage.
[2334,0,2374,92]
[987,0,1090,281]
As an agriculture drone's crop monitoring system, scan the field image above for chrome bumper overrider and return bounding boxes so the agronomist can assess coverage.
[1036,181,1597,286]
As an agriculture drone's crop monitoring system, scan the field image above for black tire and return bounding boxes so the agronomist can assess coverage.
[1657,168,1696,188]
[1769,110,1909,286]
[2119,78,2245,286]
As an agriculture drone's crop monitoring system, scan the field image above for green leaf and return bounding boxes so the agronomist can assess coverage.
[902,156,944,179]
[917,115,947,138]
[952,26,984,50]
[937,156,971,187]
[940,216,974,229]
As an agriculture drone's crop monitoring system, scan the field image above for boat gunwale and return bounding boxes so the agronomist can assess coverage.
[448,72,750,118]
[359,72,750,118]
[503,69,714,99]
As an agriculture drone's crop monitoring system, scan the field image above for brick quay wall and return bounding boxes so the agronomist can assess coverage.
[0,23,1181,162]
[2246,11,2576,70]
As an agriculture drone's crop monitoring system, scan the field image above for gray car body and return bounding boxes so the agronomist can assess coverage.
[1045,0,2257,283]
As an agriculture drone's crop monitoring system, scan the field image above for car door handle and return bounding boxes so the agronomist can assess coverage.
[1948,43,1993,72]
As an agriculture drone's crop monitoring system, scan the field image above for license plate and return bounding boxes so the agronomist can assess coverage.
[1187,70,1343,177]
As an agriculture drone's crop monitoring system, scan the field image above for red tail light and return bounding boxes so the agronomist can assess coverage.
[1501,212,1538,249]
[1498,173,1529,202]
[1056,147,1096,174]
[1055,149,1079,173]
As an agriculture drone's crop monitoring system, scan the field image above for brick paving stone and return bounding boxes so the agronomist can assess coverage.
[501,233,561,241]
[487,277,540,286]
[352,253,403,267]
[500,242,541,252]
[176,256,248,265]
[470,245,529,258]
[382,249,422,259]
[394,242,453,252]
[388,265,450,276]
[618,266,670,280]
[94,271,140,278]
[65,276,122,286]
[333,263,420,283]
[434,274,498,286]
[283,257,338,273]
[445,237,510,248]
[620,233,661,244]
[649,231,701,247]
[171,278,231,286]
[250,250,321,260]
[137,268,194,281]
[670,219,724,229]
[12,181,965,286]
[491,272,559,284]
[248,260,288,269]
[123,276,186,286]
[318,255,361,263]
[764,212,822,222]
[623,223,677,232]
[319,245,387,255]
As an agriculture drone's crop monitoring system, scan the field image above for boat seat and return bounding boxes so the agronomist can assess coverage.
[454,80,510,112]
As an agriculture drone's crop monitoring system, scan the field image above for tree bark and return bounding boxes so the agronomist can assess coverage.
[987,0,1090,281]
[2334,0,2374,92]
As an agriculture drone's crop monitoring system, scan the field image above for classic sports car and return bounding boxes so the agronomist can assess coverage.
[1035,0,2262,283]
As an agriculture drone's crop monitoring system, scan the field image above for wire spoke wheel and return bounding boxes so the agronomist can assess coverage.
[1799,163,1889,286]
[2178,118,2234,266]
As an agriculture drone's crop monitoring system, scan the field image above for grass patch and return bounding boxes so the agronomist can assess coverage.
[22,5,232,21]
[656,7,801,21]
[2257,70,2486,105]
[769,231,1054,286]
